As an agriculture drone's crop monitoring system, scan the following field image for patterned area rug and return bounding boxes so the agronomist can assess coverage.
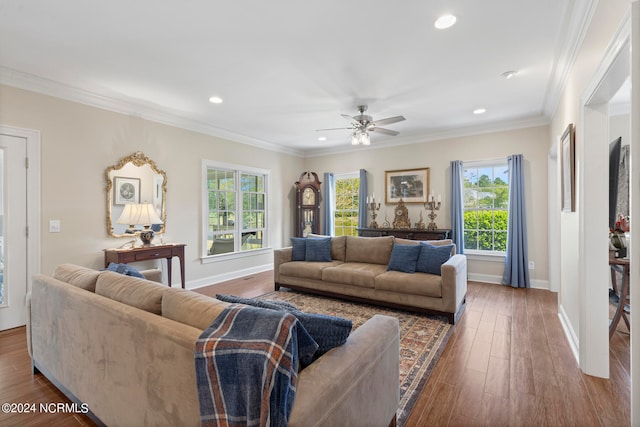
[257,290,453,426]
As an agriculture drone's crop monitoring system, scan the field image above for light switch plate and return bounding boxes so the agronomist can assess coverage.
[49,220,61,233]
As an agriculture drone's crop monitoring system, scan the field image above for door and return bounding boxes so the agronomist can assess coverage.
[0,134,28,330]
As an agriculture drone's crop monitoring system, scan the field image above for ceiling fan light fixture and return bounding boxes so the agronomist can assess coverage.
[435,14,457,30]
[208,96,223,104]
[351,130,370,146]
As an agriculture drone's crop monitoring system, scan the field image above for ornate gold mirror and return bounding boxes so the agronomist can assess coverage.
[105,151,167,238]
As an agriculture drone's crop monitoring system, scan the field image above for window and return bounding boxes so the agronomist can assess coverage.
[203,161,268,258]
[334,173,360,237]
[463,161,509,253]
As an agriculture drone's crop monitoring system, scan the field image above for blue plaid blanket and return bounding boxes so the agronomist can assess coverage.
[195,304,318,427]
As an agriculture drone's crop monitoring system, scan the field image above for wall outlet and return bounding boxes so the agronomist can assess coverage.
[528,261,535,270]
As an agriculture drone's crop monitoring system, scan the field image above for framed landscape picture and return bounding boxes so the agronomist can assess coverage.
[561,123,575,212]
[385,168,430,204]
[114,176,140,205]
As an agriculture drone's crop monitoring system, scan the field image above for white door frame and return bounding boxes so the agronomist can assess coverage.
[0,125,41,316]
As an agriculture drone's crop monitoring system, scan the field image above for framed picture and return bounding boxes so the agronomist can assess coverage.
[561,123,575,212]
[114,176,140,205]
[385,168,430,204]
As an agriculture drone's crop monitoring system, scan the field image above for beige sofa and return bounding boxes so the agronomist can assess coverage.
[274,236,467,324]
[27,264,400,427]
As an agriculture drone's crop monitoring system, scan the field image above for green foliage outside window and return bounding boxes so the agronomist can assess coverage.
[334,176,359,237]
[463,164,509,252]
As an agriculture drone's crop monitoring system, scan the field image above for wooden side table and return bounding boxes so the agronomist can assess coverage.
[104,243,186,288]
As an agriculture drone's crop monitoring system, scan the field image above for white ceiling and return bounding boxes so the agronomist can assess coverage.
[0,0,588,155]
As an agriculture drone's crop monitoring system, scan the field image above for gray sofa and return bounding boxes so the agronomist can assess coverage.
[274,235,467,324]
[27,264,400,427]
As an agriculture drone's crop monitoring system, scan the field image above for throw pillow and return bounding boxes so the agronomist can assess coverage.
[305,237,332,262]
[387,243,421,273]
[105,262,145,278]
[416,242,454,275]
[215,293,352,365]
[291,237,307,261]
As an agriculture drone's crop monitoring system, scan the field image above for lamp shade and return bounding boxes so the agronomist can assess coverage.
[116,203,141,225]
[132,202,163,226]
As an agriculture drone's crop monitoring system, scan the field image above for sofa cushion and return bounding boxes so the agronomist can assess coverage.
[345,236,394,265]
[416,242,454,275]
[375,271,443,298]
[215,294,353,365]
[305,237,332,262]
[162,288,229,330]
[95,271,165,314]
[291,237,307,261]
[279,260,342,280]
[322,263,388,288]
[53,263,101,292]
[387,244,421,273]
[308,234,346,261]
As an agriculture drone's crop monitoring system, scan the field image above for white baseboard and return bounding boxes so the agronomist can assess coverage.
[187,263,274,290]
[558,303,580,364]
[468,273,550,290]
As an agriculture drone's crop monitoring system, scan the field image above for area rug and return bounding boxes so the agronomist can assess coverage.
[257,290,453,426]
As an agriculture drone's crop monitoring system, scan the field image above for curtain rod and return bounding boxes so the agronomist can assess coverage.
[462,155,514,165]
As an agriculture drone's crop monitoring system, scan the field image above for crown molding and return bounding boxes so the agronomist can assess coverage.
[0,66,305,158]
[543,0,600,117]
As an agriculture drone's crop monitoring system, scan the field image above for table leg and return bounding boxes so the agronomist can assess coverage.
[166,257,173,287]
[610,265,630,338]
[179,255,185,289]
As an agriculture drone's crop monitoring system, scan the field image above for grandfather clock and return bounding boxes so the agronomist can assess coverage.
[295,171,322,237]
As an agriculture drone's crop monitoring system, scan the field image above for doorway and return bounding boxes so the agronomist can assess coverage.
[0,126,40,331]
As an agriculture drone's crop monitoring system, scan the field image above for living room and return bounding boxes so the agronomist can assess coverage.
[0,0,638,425]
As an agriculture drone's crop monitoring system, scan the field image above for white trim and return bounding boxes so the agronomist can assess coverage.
[468,273,549,290]
[0,125,41,290]
[187,263,273,290]
[558,304,580,365]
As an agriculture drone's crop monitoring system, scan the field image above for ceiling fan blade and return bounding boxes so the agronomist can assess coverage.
[372,115,406,126]
[341,114,360,124]
[371,127,400,136]
[316,127,354,131]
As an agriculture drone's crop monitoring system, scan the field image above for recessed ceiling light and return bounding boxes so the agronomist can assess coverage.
[501,70,518,79]
[473,108,487,115]
[435,14,457,29]
[208,96,223,104]
[318,136,327,141]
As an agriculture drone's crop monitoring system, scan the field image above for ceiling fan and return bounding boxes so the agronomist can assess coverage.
[317,105,406,145]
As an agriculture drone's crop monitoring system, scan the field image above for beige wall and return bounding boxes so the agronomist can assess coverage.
[0,84,304,286]
[304,124,550,286]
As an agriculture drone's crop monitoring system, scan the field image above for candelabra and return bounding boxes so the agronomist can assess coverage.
[367,196,381,228]
[424,196,442,231]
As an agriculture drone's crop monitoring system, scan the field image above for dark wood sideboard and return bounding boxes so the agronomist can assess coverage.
[357,228,452,241]
[104,243,186,288]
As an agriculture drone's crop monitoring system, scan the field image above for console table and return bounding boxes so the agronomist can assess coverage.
[357,228,452,241]
[104,243,186,288]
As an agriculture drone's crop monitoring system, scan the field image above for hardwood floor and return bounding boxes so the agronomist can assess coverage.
[0,273,630,426]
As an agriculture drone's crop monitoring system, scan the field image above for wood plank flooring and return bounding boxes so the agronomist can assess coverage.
[0,273,630,426]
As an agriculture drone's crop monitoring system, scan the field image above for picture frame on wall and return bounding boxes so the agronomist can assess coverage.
[114,176,140,205]
[385,168,430,204]
[561,123,575,212]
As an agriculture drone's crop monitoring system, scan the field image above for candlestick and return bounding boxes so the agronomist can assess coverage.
[368,196,381,228]
[424,198,442,231]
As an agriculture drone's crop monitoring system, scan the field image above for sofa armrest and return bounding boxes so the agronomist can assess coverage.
[289,314,400,427]
[25,292,33,358]
[273,247,293,285]
[441,254,467,317]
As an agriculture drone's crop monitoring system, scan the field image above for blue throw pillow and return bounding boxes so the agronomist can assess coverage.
[416,243,454,275]
[215,293,352,366]
[106,262,145,278]
[305,237,332,262]
[291,237,307,261]
[387,244,421,273]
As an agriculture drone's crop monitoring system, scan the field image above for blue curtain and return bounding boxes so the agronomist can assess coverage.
[323,172,335,235]
[502,154,530,288]
[450,160,465,254]
[358,169,368,229]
